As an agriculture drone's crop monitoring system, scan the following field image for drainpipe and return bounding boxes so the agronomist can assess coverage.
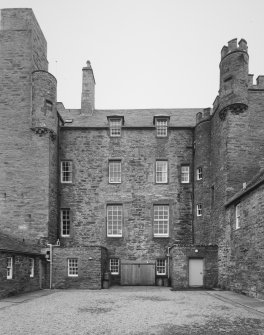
[167,244,178,280]
[47,239,60,289]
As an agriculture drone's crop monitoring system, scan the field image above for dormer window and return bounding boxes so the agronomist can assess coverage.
[107,116,124,137]
[153,116,170,137]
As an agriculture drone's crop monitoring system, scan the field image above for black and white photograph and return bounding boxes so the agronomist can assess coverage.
[1,0,264,334]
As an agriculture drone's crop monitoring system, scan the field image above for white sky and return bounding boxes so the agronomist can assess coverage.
[1,0,264,109]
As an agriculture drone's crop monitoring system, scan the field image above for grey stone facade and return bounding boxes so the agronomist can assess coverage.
[0,8,264,298]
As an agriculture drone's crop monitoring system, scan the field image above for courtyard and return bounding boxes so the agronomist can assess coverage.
[1,287,264,335]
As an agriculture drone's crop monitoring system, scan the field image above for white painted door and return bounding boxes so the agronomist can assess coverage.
[189,259,204,287]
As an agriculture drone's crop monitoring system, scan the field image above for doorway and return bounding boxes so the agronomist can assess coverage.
[121,263,155,285]
[188,258,204,287]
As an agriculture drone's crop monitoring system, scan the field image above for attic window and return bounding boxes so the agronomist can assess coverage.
[153,116,170,137]
[107,116,125,137]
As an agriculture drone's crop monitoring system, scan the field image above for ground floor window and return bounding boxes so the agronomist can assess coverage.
[29,258,34,277]
[7,257,13,279]
[68,258,78,277]
[156,259,166,275]
[110,259,119,274]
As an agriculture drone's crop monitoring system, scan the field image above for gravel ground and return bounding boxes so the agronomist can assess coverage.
[1,287,264,335]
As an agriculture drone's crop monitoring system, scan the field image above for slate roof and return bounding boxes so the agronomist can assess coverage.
[58,108,203,128]
[0,232,42,255]
[225,168,264,206]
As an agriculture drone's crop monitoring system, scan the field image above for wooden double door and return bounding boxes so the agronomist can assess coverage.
[121,263,156,285]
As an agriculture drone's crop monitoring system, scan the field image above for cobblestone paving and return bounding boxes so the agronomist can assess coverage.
[1,287,264,335]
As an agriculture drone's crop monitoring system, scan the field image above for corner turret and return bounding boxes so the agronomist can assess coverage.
[218,38,249,120]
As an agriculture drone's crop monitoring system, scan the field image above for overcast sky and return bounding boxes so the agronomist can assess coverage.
[1,0,264,109]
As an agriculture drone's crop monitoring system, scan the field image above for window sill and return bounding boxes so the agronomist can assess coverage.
[153,236,169,239]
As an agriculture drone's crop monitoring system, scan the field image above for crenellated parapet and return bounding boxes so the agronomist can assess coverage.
[196,108,211,125]
[248,74,264,89]
[220,38,248,60]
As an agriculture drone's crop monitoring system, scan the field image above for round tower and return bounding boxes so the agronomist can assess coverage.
[218,38,249,120]
[193,108,211,244]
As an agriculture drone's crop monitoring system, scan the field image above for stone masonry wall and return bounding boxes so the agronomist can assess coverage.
[0,253,42,298]
[194,118,211,244]
[170,245,218,289]
[226,183,264,299]
[59,127,194,266]
[0,9,57,246]
[52,246,105,289]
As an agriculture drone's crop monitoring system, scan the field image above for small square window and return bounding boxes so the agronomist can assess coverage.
[235,203,240,229]
[110,259,119,274]
[156,119,168,137]
[7,257,13,279]
[197,167,203,180]
[110,119,122,137]
[109,161,121,183]
[156,160,168,183]
[29,258,34,278]
[153,205,169,237]
[68,258,78,277]
[107,205,122,237]
[156,259,166,275]
[61,161,73,183]
[181,166,190,183]
[197,204,202,216]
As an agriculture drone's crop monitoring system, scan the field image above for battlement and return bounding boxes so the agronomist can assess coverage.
[196,108,211,125]
[221,38,248,60]
[248,74,264,89]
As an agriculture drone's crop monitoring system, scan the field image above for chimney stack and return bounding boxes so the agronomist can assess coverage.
[81,60,95,113]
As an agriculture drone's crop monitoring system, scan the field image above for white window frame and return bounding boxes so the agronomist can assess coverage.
[109,119,122,137]
[68,258,78,277]
[29,258,34,278]
[156,160,168,183]
[156,259,166,275]
[109,160,121,183]
[197,167,203,180]
[235,203,241,229]
[61,208,70,237]
[181,165,190,183]
[153,205,169,237]
[156,119,168,137]
[107,205,123,237]
[61,161,73,183]
[110,259,119,275]
[7,257,13,279]
[197,204,202,216]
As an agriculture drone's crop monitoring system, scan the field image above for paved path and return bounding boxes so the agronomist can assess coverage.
[1,287,264,334]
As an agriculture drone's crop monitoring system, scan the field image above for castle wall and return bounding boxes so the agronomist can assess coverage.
[0,9,57,246]
[226,182,264,299]
[193,113,211,244]
[59,127,194,270]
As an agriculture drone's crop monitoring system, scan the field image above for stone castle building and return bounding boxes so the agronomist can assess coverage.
[0,8,264,299]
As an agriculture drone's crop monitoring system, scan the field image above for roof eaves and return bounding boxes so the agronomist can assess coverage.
[225,175,264,207]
